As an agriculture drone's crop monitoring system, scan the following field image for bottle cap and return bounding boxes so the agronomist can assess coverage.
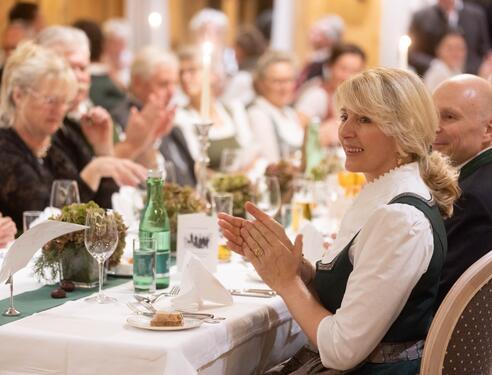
[147,169,163,179]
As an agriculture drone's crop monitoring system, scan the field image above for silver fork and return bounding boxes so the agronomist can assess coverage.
[134,285,181,305]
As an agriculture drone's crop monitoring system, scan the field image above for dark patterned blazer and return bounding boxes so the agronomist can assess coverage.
[436,154,492,308]
[0,128,116,229]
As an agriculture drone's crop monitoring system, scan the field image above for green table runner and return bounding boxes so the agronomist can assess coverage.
[0,276,130,326]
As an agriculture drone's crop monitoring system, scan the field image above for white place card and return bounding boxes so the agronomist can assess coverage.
[176,213,219,273]
[0,220,87,283]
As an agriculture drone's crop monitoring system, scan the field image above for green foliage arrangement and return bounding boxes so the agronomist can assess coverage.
[211,174,254,217]
[162,183,207,250]
[309,154,344,181]
[33,201,126,281]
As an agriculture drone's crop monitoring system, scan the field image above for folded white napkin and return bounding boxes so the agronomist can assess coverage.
[300,222,324,264]
[171,254,233,311]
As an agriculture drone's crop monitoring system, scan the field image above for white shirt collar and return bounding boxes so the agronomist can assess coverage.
[330,162,431,255]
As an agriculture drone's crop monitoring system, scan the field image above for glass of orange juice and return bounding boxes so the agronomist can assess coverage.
[212,192,233,262]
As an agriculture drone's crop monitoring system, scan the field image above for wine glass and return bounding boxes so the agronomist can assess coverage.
[84,210,119,303]
[50,180,80,209]
[255,176,281,218]
[163,161,177,184]
[220,148,242,173]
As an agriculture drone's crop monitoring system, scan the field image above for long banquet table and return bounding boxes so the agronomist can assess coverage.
[0,256,307,375]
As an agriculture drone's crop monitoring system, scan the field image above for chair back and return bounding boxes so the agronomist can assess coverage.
[420,251,492,375]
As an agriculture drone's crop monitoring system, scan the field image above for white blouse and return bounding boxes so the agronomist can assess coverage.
[247,97,304,163]
[316,162,434,370]
[295,83,330,121]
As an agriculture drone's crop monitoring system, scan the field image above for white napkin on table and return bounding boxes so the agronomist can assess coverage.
[171,254,233,311]
[300,222,324,264]
[111,186,144,228]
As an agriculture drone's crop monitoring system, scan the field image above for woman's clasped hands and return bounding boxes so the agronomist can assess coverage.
[218,202,303,295]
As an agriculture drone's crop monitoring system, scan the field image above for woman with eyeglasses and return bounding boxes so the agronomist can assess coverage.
[247,50,303,163]
[0,41,146,228]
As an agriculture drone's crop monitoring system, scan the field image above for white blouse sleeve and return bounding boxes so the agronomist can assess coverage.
[316,203,434,370]
[247,106,280,163]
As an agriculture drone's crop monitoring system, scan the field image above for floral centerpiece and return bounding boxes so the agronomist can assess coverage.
[162,183,207,251]
[211,174,254,217]
[33,201,126,287]
[308,154,344,181]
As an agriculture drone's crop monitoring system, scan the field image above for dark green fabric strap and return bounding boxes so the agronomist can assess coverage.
[0,276,129,326]
[459,148,492,182]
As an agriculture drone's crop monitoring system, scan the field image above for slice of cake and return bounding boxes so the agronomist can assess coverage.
[150,311,184,327]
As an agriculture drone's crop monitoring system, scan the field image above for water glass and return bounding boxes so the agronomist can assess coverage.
[23,211,42,232]
[50,180,80,209]
[212,192,233,262]
[133,238,156,293]
[84,210,119,303]
[163,161,177,184]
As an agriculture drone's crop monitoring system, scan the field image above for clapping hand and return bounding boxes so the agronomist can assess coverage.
[218,202,303,294]
[80,106,114,156]
[0,215,17,248]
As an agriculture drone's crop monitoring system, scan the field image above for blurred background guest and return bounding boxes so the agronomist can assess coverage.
[296,43,366,147]
[424,28,467,91]
[409,0,490,75]
[7,1,45,33]
[222,25,267,106]
[73,19,126,113]
[175,46,256,171]
[0,42,145,228]
[296,14,345,89]
[101,18,132,89]
[112,46,196,186]
[0,214,16,247]
[247,50,303,164]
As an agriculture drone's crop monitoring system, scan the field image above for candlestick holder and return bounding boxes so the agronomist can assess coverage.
[194,122,213,202]
[3,275,20,316]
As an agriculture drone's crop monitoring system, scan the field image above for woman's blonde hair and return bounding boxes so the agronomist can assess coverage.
[335,67,459,218]
[0,41,77,128]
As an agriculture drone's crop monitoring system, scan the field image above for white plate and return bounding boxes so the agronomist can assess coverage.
[126,315,203,331]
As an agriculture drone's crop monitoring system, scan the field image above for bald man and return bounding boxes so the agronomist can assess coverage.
[432,74,492,306]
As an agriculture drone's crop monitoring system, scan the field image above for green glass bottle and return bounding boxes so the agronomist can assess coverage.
[305,117,326,173]
[139,170,170,289]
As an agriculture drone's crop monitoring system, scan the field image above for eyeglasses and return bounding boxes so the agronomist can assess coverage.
[27,90,73,108]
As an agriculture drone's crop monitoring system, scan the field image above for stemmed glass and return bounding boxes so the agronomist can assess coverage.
[220,148,242,173]
[255,176,281,217]
[84,210,119,303]
[50,180,80,209]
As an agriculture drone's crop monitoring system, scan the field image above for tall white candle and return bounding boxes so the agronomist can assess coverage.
[200,41,213,122]
[399,35,412,70]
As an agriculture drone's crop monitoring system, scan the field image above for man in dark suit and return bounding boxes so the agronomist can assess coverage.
[409,0,490,75]
[112,46,196,187]
[432,74,492,306]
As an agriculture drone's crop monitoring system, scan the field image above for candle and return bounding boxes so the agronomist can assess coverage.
[200,41,214,122]
[399,35,412,70]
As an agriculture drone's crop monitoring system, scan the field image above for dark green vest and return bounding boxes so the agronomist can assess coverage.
[313,194,447,373]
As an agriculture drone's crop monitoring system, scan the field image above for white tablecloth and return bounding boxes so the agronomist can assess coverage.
[0,256,306,375]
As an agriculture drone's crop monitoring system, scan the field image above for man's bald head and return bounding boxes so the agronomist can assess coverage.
[2,21,33,60]
[433,74,492,165]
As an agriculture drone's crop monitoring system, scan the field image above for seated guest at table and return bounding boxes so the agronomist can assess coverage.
[175,46,257,170]
[36,26,171,171]
[432,74,492,307]
[0,214,17,247]
[0,42,146,228]
[112,46,196,186]
[424,29,467,91]
[73,19,126,113]
[219,68,459,373]
[295,43,366,147]
[247,50,303,164]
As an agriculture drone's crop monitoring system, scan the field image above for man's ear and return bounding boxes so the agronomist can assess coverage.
[484,116,492,145]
